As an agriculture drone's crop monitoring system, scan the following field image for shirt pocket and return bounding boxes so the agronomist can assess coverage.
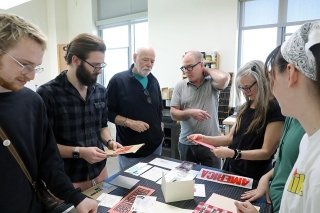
[94,102,105,109]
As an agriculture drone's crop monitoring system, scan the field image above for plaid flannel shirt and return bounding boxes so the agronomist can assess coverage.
[37,71,108,182]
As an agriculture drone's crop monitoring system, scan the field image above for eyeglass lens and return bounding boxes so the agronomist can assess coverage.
[78,56,106,72]
[180,62,201,73]
[238,81,256,92]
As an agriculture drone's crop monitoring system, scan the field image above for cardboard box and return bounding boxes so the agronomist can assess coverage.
[161,87,174,100]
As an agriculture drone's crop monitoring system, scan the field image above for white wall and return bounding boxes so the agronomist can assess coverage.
[1,0,238,91]
[0,0,96,90]
[148,0,238,88]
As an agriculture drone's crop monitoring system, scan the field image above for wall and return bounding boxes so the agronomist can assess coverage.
[1,0,238,92]
[0,0,96,90]
[148,0,238,88]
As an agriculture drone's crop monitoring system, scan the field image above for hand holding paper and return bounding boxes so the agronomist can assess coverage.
[192,139,215,150]
[105,143,144,155]
[187,134,215,150]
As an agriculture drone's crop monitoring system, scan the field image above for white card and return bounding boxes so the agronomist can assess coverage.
[194,184,206,197]
[125,162,152,176]
[98,193,123,208]
[156,169,198,184]
[148,158,181,170]
[131,195,157,212]
[140,166,169,182]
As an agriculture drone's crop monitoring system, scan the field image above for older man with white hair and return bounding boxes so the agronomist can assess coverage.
[107,47,164,170]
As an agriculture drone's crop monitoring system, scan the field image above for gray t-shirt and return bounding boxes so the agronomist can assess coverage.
[171,78,221,145]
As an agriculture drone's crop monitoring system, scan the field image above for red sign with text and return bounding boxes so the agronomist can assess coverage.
[196,168,253,189]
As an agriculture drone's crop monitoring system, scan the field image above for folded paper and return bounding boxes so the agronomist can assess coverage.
[161,172,194,203]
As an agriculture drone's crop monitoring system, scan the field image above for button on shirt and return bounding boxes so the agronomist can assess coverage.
[37,71,108,182]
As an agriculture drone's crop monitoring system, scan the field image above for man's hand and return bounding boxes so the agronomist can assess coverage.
[79,147,107,164]
[188,109,211,121]
[76,197,98,213]
[126,119,150,133]
[106,140,123,157]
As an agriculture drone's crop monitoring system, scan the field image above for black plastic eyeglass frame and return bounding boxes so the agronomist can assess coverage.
[144,89,152,104]
[180,61,201,73]
[238,81,257,92]
[78,56,106,72]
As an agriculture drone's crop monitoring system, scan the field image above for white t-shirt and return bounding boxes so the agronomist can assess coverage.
[280,129,320,213]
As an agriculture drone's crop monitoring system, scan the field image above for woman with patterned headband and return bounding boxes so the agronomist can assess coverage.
[235,21,320,213]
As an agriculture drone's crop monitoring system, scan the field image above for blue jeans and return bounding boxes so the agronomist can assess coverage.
[178,143,221,169]
[118,142,163,170]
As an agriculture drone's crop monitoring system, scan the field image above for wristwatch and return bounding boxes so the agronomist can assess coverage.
[72,146,80,158]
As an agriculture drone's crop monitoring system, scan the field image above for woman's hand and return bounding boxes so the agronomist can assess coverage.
[187,134,204,141]
[212,146,234,158]
[241,173,271,203]
[234,201,259,213]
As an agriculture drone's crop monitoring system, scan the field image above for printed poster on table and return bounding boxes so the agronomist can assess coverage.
[108,185,155,213]
[196,168,253,189]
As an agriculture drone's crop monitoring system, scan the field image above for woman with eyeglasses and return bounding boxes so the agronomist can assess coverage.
[188,60,284,181]
[235,21,320,213]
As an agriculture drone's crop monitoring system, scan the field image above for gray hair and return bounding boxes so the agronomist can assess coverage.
[235,60,272,134]
[184,51,204,62]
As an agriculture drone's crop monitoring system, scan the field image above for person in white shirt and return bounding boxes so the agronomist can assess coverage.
[235,21,320,213]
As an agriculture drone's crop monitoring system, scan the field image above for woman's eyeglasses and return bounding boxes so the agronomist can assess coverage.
[180,62,201,73]
[238,81,257,92]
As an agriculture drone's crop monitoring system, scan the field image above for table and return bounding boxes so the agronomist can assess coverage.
[95,155,271,213]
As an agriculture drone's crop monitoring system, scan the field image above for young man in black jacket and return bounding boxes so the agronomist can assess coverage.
[0,13,97,212]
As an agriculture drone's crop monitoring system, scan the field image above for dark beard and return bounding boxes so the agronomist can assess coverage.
[76,62,98,86]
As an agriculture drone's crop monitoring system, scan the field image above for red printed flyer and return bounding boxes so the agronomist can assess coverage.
[193,202,232,213]
[108,185,155,213]
[193,139,215,150]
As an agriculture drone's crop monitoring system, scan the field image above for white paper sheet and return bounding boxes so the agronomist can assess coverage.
[156,169,198,184]
[124,162,152,176]
[140,166,169,182]
[97,193,123,208]
[206,193,260,212]
[194,184,206,197]
[148,157,181,170]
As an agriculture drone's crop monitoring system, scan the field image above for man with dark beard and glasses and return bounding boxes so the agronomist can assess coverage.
[37,33,122,191]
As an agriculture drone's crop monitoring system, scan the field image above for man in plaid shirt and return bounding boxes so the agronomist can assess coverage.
[37,33,121,191]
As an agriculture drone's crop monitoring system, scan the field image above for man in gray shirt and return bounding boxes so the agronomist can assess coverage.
[170,51,230,168]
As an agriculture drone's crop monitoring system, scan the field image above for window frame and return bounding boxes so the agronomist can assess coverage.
[97,18,148,86]
[238,0,320,68]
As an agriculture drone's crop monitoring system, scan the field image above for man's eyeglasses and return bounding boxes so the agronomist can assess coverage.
[180,61,201,73]
[144,89,152,104]
[0,49,44,74]
[238,81,257,92]
[77,56,106,72]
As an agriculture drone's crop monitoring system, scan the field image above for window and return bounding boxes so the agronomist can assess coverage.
[100,21,148,86]
[237,0,320,105]
[239,0,320,67]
